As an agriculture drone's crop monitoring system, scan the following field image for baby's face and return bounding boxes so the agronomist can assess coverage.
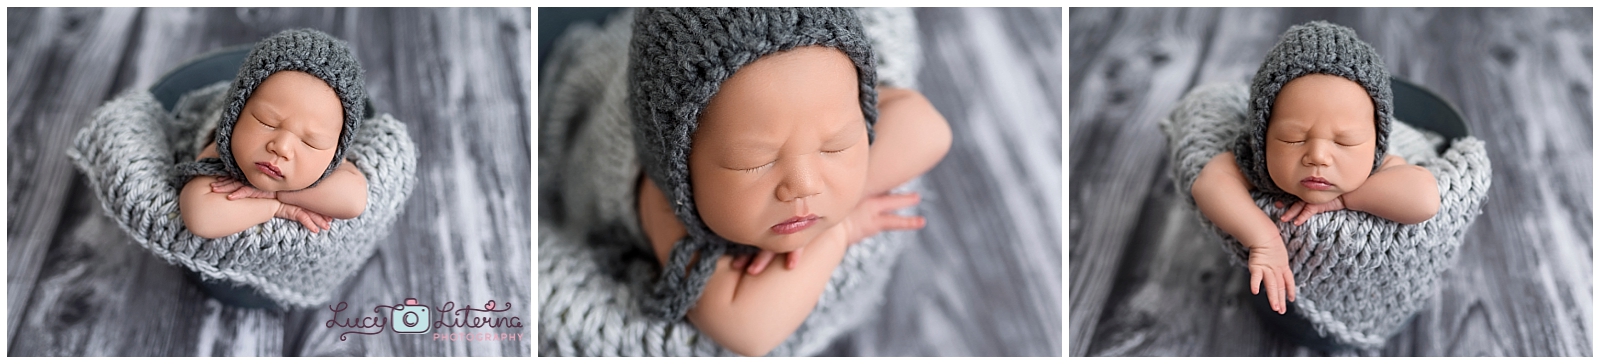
[689,46,869,253]
[231,70,344,192]
[1265,74,1378,204]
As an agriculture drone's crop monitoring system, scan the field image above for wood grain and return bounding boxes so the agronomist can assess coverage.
[825,7,1063,356]
[1068,7,1592,356]
[6,8,530,356]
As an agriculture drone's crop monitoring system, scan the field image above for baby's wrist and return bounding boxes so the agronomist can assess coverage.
[1240,229,1283,251]
[1337,191,1363,212]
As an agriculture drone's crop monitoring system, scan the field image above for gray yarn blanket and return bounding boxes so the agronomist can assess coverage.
[67,81,417,308]
[538,8,921,356]
[1159,83,1492,349]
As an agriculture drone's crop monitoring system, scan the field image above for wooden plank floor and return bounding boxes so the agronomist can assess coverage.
[1069,8,1593,356]
[819,7,1062,356]
[7,8,531,356]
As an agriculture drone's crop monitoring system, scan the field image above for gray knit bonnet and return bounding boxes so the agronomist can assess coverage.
[198,28,366,188]
[1235,21,1392,197]
[629,7,878,320]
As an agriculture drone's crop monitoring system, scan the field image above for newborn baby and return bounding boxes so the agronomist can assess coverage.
[1190,21,1440,316]
[178,29,370,239]
[629,8,950,356]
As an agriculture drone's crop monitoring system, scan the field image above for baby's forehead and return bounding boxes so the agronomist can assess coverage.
[246,72,346,130]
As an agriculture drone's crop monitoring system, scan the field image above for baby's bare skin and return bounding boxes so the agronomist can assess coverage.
[179,71,369,239]
[1192,74,1439,315]
[635,46,950,356]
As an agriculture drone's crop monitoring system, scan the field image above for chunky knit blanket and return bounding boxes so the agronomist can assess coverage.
[67,81,417,308]
[538,8,922,356]
[1159,82,1492,349]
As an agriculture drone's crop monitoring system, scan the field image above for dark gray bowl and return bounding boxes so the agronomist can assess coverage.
[153,47,375,311]
[1390,77,1469,153]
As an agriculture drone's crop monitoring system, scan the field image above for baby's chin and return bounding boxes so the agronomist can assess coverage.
[1288,190,1343,205]
[243,173,308,193]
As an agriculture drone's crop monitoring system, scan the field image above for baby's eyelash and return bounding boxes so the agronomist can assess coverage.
[735,162,773,172]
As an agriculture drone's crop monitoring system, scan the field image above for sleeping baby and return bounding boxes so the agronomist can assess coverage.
[1190,21,1440,316]
[177,29,370,239]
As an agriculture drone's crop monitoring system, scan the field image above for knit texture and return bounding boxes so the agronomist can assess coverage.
[67,79,416,308]
[1236,21,1393,198]
[1160,82,1492,349]
[629,7,881,320]
[538,8,920,355]
[181,28,368,189]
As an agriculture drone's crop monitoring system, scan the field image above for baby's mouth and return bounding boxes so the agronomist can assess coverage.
[256,162,284,179]
[1300,176,1333,190]
[771,214,820,235]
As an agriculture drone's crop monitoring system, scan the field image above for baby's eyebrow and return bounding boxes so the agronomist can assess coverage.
[719,137,780,155]
[304,121,342,144]
[823,114,866,141]
[251,103,283,121]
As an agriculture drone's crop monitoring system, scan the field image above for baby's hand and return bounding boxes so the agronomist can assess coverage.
[274,201,333,234]
[1277,196,1347,226]
[1247,241,1297,315]
[211,176,277,200]
[732,246,805,276]
[842,192,926,245]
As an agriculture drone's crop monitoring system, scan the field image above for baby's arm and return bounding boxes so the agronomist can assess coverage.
[275,162,368,219]
[639,176,851,357]
[862,86,952,197]
[686,228,849,357]
[180,175,281,239]
[1341,155,1439,224]
[182,142,337,237]
[1192,151,1296,314]
[1280,155,1440,225]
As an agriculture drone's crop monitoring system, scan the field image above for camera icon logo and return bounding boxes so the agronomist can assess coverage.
[390,298,431,334]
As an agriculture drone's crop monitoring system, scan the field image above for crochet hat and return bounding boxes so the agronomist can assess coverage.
[213,28,367,188]
[629,7,878,320]
[1235,20,1392,196]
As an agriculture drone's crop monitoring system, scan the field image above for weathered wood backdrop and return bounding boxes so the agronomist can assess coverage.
[821,7,1062,356]
[7,8,531,356]
[1069,8,1592,356]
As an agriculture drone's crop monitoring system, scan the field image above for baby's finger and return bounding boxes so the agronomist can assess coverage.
[1249,267,1263,295]
[1294,207,1316,226]
[1274,278,1288,314]
[1266,271,1283,313]
[747,250,776,275]
[1285,270,1298,302]
[731,255,749,271]
[1282,202,1304,222]
[872,192,922,212]
[298,215,320,234]
[878,214,927,232]
[785,246,805,270]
